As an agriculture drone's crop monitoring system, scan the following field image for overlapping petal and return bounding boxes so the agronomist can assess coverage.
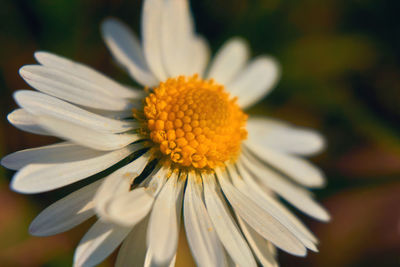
[247,118,325,156]
[101,18,158,87]
[184,172,226,267]
[29,179,102,236]
[19,65,132,111]
[34,51,144,98]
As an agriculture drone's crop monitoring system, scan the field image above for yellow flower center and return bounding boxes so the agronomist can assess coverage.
[143,74,247,169]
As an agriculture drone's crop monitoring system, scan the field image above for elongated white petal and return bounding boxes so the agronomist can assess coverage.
[225,250,237,267]
[107,188,154,227]
[34,51,144,98]
[247,118,325,156]
[184,172,226,267]
[207,38,249,85]
[94,152,151,221]
[14,90,136,133]
[143,230,179,267]
[216,168,307,256]
[245,143,325,188]
[7,109,49,135]
[142,0,167,81]
[203,174,257,267]
[190,36,210,77]
[239,165,318,244]
[29,179,102,236]
[228,165,317,251]
[20,65,132,111]
[36,116,139,151]
[101,18,158,87]
[236,216,278,267]
[116,216,150,267]
[228,56,280,109]
[80,107,136,120]
[161,0,194,77]
[239,155,330,221]
[147,172,183,265]
[106,166,167,227]
[11,144,140,194]
[2,142,105,171]
[144,251,176,267]
[73,220,130,267]
[94,173,130,220]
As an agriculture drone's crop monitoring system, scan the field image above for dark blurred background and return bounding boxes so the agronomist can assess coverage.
[1,0,400,266]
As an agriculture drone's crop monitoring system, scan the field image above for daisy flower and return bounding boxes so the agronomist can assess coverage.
[2,0,330,266]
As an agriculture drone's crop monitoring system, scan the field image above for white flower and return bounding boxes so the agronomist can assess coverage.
[2,0,330,266]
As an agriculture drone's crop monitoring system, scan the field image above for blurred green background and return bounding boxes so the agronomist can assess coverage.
[1,0,400,266]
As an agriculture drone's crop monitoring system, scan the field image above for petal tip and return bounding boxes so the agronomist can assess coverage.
[28,222,44,237]
[33,51,48,62]
[19,65,38,82]
[10,173,48,195]
[1,154,15,170]
[315,206,331,222]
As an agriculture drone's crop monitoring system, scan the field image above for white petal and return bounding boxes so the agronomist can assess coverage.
[106,166,168,227]
[80,107,135,120]
[184,172,226,267]
[73,220,130,267]
[36,115,139,151]
[228,165,317,252]
[107,188,154,227]
[247,118,325,156]
[94,174,130,220]
[239,165,318,244]
[216,168,307,256]
[228,56,280,109]
[94,152,151,221]
[144,249,177,267]
[239,155,330,221]
[2,142,105,171]
[189,36,210,77]
[7,109,49,135]
[202,174,257,267]
[144,246,177,265]
[14,90,137,133]
[19,65,132,111]
[225,250,238,267]
[245,142,325,188]
[29,179,102,236]
[101,18,158,87]
[116,216,150,267]
[236,216,278,267]
[161,0,194,77]
[11,144,140,194]
[147,172,184,265]
[142,0,167,81]
[34,51,144,98]
[207,38,249,85]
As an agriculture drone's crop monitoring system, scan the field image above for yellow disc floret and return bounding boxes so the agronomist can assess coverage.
[143,74,247,169]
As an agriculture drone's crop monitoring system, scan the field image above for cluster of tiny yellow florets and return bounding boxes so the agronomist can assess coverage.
[142,74,248,169]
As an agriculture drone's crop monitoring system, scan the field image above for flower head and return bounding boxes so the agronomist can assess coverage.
[2,0,329,266]
[142,74,248,168]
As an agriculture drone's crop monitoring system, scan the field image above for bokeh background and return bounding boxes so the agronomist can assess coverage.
[1,0,400,266]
